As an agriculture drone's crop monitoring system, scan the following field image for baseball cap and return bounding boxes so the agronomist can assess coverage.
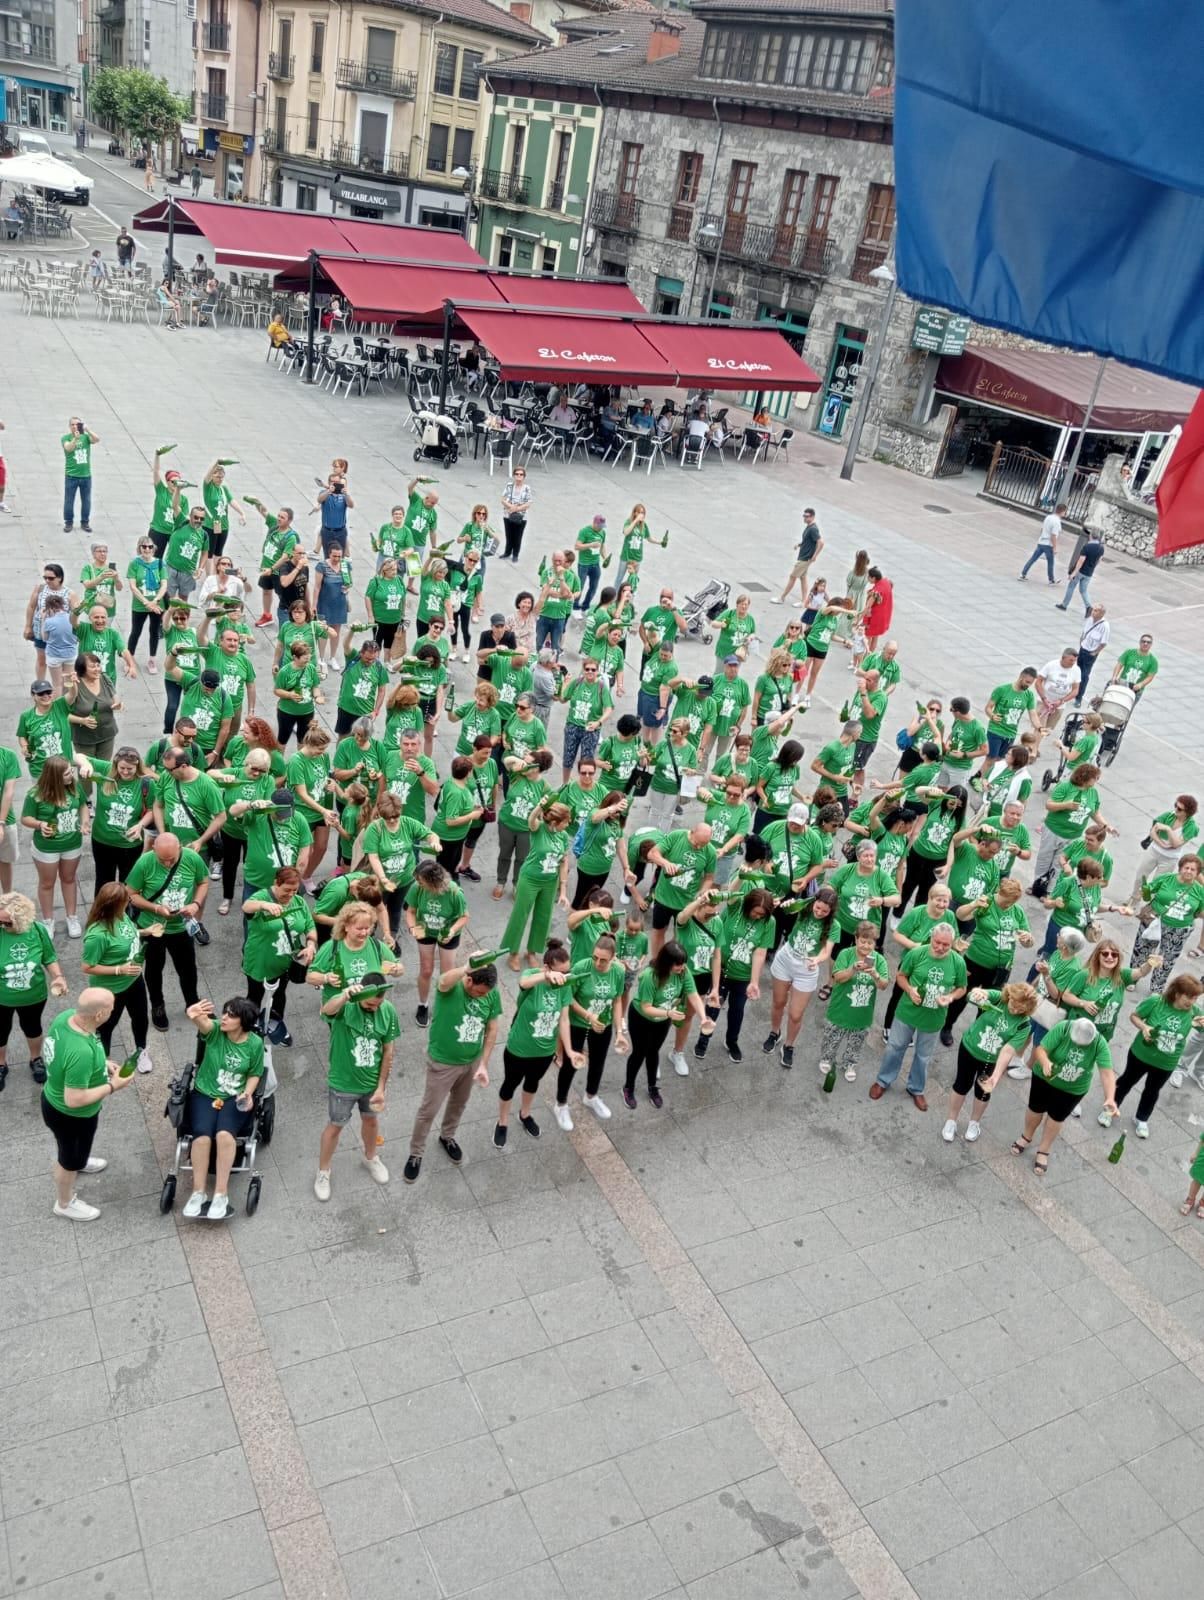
[490,612,507,626]
[696,675,714,693]
[271,789,296,816]
[30,679,52,695]
[787,803,808,825]
[723,654,741,666]
[199,669,221,689]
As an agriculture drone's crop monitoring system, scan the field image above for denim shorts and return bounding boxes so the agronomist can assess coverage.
[327,1088,377,1125]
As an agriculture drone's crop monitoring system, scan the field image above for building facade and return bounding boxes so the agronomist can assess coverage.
[483,1,916,431]
[1,0,79,132]
[193,0,542,218]
[91,0,194,101]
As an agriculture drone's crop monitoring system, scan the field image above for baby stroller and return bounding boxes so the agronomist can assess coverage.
[1093,681,1135,767]
[159,1033,277,1217]
[412,411,460,469]
[680,579,730,645]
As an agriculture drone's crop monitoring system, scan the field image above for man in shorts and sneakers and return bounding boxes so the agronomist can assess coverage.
[404,959,501,1183]
[314,973,399,1199]
[775,509,823,606]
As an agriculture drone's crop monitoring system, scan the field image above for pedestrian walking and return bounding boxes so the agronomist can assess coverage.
[1058,531,1105,613]
[775,509,823,605]
[1074,605,1111,705]
[1019,503,1065,583]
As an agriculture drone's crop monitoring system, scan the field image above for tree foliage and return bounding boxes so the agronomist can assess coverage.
[90,68,190,148]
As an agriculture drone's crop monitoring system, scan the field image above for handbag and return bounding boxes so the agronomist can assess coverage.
[471,771,496,826]
[1032,999,1065,1031]
[627,765,652,797]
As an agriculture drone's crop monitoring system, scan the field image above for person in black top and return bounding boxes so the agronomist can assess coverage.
[476,613,517,682]
[776,509,823,605]
[1057,533,1105,615]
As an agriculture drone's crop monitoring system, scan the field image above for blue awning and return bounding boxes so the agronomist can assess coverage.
[894,0,1204,387]
[11,76,71,96]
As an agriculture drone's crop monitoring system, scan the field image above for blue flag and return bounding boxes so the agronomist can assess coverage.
[894,0,1204,385]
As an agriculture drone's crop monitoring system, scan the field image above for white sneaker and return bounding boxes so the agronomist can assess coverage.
[620,890,630,905]
[362,1154,389,1184]
[1071,1103,1082,1118]
[66,916,82,939]
[965,1120,982,1142]
[82,1156,108,1175]
[314,1169,332,1201]
[844,1067,857,1082]
[54,1195,99,1222]
[183,1190,207,1218]
[1007,1064,1032,1081]
[1097,1109,1114,1127]
[42,918,56,937]
[208,864,222,880]
[136,1049,153,1075]
[207,1192,230,1220]
[770,596,783,604]
[1170,1070,1185,1089]
[328,659,343,674]
[553,1103,574,1132]
[1135,1119,1150,1139]
[671,1050,689,1077]
[584,1093,611,1120]
[941,1119,957,1143]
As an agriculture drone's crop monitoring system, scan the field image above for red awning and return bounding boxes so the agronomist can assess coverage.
[319,259,507,323]
[641,324,821,392]
[132,197,487,272]
[936,346,1198,433]
[456,308,675,385]
[493,276,645,314]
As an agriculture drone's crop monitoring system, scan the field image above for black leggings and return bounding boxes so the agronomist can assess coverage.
[438,837,466,877]
[503,515,527,559]
[144,930,199,1010]
[164,677,181,734]
[699,975,749,1052]
[1115,1047,1171,1124]
[499,1046,554,1101]
[625,1008,671,1093]
[127,609,162,659]
[559,1024,611,1102]
[943,955,1009,1033]
[953,1041,992,1101]
[572,868,610,909]
[276,709,313,747]
[92,838,141,888]
[98,978,149,1053]
[897,851,942,918]
[374,621,399,652]
[221,833,247,901]
[246,969,300,1020]
[0,998,46,1049]
[453,605,472,649]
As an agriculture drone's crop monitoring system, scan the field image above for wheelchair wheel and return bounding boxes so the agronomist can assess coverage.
[258,1097,275,1147]
[413,447,424,462]
[702,632,713,646]
[159,1174,177,1214]
[246,1176,262,1216]
[1041,768,1055,791]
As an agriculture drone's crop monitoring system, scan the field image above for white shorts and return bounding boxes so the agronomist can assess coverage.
[771,944,820,992]
[0,824,18,865]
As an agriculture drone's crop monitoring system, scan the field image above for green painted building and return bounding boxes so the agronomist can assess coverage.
[472,89,601,275]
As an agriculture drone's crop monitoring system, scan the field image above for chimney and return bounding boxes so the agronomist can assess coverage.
[646,18,684,64]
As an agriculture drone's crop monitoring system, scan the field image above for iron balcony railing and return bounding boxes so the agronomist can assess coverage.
[335,58,418,99]
[202,21,230,51]
[267,52,294,81]
[696,213,838,276]
[331,139,410,180]
[478,168,531,204]
[592,189,641,232]
[851,239,890,283]
[202,93,227,121]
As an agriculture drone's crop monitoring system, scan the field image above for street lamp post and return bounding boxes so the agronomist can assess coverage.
[696,220,723,318]
[839,261,897,482]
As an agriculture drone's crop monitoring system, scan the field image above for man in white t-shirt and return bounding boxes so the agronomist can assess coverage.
[1019,501,1066,584]
[1034,647,1081,732]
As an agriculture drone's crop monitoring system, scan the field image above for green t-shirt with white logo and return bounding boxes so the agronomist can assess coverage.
[194,1028,265,1099]
[327,1001,400,1095]
[825,947,889,1031]
[507,974,570,1058]
[961,990,1035,1063]
[428,980,503,1067]
[42,1012,106,1118]
[1130,995,1201,1072]
[80,917,143,994]
[1038,1019,1111,1095]
[986,682,1036,741]
[0,922,55,1005]
[896,944,967,1031]
[242,897,316,984]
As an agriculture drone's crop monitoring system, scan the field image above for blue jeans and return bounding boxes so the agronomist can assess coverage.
[1020,543,1055,581]
[986,731,1014,760]
[562,721,599,772]
[575,562,601,612]
[1060,573,1091,611]
[536,615,566,656]
[875,1018,939,1096]
[63,476,92,527]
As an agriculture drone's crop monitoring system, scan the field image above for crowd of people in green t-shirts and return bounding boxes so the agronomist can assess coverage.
[8,448,1204,1222]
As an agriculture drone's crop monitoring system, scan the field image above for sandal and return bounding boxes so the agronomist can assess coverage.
[1181,1200,1195,1216]
[1033,1153,1049,1175]
[217,899,231,916]
[1197,1199,1204,1220]
[818,984,832,1002]
[1010,1136,1031,1157]
[491,885,504,900]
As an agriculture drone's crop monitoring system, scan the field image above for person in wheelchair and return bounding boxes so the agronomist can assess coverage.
[181,996,264,1220]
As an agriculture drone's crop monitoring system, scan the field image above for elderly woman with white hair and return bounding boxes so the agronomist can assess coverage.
[0,892,68,1090]
[1014,1015,1117,1175]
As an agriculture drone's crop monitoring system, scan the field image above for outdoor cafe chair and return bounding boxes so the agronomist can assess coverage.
[679,432,706,470]
[765,426,794,463]
[737,426,770,465]
[486,432,514,477]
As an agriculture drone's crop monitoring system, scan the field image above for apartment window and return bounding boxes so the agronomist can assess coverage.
[452,126,473,171]
[508,124,526,179]
[433,42,458,96]
[274,94,287,142]
[675,151,702,206]
[617,141,641,197]
[278,18,291,58]
[725,160,755,218]
[142,18,151,61]
[306,99,319,151]
[359,109,387,163]
[427,122,449,173]
[496,234,513,270]
[310,21,325,73]
[700,25,879,97]
[296,182,317,211]
[861,182,895,246]
[777,169,807,230]
[459,49,483,102]
[548,129,571,207]
[540,244,558,276]
[809,174,838,237]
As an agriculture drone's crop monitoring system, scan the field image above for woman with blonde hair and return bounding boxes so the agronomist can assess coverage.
[84,745,153,887]
[82,881,155,1076]
[836,549,871,647]
[308,900,403,1008]
[20,755,88,938]
[943,981,1039,1142]
[501,798,573,969]
[751,648,796,729]
[0,890,67,1089]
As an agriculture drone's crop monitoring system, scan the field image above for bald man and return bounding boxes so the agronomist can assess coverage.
[126,831,209,1030]
[41,986,131,1221]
